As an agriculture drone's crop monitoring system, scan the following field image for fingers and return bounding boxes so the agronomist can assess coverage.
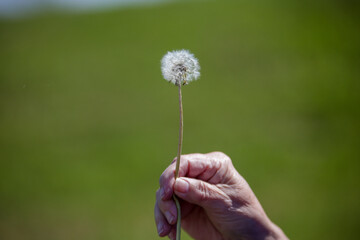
[156,188,177,225]
[174,177,230,209]
[159,152,232,201]
[159,163,176,201]
[154,202,172,237]
[154,188,179,237]
[156,152,234,236]
[154,187,198,238]
[168,227,176,240]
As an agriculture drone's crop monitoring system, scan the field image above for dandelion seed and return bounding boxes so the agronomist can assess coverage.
[161,49,200,86]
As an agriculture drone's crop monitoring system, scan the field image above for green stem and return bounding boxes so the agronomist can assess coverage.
[173,195,181,240]
[175,82,183,179]
[174,83,183,240]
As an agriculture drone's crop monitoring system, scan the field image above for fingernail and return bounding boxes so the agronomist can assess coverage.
[169,231,175,240]
[157,222,164,235]
[160,187,165,199]
[165,211,175,224]
[174,178,189,193]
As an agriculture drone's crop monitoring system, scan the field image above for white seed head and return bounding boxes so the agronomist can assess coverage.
[161,49,200,86]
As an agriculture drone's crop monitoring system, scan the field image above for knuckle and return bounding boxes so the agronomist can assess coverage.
[197,181,209,202]
[154,204,159,219]
[208,151,231,164]
[218,152,231,162]
[216,151,230,158]
[197,181,230,205]
[156,188,160,200]
[159,170,166,185]
[159,160,177,186]
[211,151,225,156]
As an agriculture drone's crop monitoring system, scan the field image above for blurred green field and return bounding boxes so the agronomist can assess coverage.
[0,0,359,239]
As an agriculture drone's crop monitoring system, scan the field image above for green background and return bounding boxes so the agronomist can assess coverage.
[1,0,359,239]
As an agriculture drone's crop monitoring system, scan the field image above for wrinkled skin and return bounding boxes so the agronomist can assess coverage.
[154,152,288,240]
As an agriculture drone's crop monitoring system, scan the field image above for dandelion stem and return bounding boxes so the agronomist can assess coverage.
[173,196,181,240]
[174,83,183,240]
[175,83,183,179]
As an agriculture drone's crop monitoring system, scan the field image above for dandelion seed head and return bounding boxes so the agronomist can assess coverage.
[161,49,200,86]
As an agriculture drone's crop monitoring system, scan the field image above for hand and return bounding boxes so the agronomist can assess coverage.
[154,152,288,240]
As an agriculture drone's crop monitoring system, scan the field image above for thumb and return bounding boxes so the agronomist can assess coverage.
[174,177,228,208]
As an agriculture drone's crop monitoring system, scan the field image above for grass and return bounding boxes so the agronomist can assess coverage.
[0,0,359,239]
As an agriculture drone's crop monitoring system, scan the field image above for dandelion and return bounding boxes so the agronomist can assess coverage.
[161,50,200,240]
[161,49,200,86]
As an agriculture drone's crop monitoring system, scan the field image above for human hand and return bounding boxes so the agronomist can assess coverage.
[154,152,288,240]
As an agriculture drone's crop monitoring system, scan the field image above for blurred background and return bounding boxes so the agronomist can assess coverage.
[0,0,359,239]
